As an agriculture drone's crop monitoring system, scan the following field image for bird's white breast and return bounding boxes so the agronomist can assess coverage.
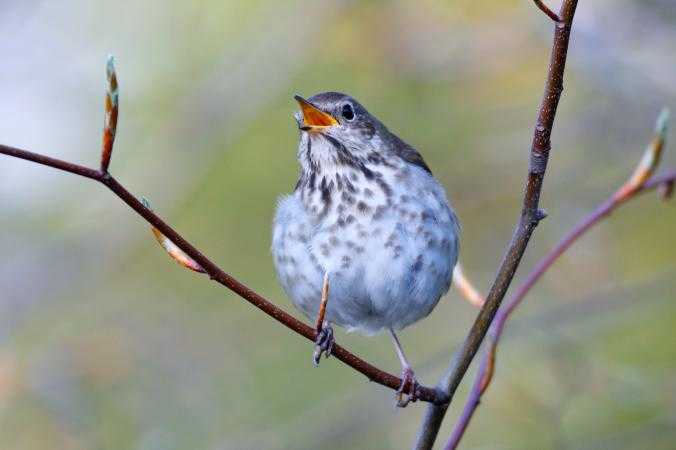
[273,155,459,335]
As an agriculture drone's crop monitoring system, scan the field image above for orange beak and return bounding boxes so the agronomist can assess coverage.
[294,95,338,131]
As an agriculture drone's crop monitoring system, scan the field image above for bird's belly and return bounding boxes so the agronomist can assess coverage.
[275,208,457,335]
[273,169,460,335]
[320,214,456,334]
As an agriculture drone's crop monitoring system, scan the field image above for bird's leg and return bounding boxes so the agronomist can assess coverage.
[313,272,334,366]
[389,328,419,407]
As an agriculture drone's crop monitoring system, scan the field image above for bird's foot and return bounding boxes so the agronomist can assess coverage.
[396,366,419,408]
[312,322,334,366]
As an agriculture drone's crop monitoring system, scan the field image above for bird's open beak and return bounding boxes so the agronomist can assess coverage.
[294,95,338,131]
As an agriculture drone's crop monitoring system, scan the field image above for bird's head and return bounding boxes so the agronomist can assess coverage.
[293,92,384,167]
[292,91,431,183]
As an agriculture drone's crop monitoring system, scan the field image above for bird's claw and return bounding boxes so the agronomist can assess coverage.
[396,366,419,408]
[313,323,334,366]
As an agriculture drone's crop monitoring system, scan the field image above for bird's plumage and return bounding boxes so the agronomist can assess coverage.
[273,92,459,335]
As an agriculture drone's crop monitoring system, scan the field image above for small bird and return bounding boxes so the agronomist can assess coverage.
[272,92,459,406]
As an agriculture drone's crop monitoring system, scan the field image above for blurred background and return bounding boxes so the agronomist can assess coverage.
[1,1,675,449]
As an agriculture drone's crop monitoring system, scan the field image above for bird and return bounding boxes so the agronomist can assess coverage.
[272,92,459,406]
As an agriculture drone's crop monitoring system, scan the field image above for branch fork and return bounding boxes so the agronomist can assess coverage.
[533,0,563,23]
[415,1,579,448]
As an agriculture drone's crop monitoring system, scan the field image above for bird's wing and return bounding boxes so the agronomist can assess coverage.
[389,133,432,174]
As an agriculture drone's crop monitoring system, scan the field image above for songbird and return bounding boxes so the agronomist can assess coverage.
[272,92,459,406]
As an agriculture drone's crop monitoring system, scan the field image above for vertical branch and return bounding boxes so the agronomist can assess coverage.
[413,1,579,448]
[101,55,119,173]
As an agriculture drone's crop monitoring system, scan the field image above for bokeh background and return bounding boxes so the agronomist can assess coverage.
[1,1,675,449]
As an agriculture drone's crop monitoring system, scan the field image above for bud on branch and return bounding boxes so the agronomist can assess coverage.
[142,198,206,273]
[614,108,670,201]
[101,55,119,173]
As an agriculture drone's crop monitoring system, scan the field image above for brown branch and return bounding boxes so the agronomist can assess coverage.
[0,142,446,403]
[413,1,579,448]
[445,110,672,450]
[533,0,562,22]
[0,61,447,404]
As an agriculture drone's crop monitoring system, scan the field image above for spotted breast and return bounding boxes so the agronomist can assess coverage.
[272,92,459,336]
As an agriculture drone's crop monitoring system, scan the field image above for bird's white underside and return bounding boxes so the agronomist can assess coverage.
[272,134,459,335]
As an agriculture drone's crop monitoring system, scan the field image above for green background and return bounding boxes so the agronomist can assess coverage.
[1,1,675,449]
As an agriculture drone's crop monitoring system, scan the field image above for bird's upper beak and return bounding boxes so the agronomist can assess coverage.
[294,95,338,131]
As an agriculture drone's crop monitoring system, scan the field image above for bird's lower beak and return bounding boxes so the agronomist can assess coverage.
[294,95,338,131]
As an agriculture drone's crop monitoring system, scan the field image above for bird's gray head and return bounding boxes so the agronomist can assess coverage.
[293,92,430,180]
[293,92,381,168]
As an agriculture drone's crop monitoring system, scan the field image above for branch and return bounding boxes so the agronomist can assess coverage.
[445,109,672,450]
[413,1,579,448]
[533,0,562,23]
[0,61,446,405]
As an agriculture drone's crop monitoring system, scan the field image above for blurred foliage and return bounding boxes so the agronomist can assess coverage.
[1,1,675,449]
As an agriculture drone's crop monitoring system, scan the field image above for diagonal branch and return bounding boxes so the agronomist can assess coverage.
[533,0,562,22]
[0,142,445,403]
[413,1,579,448]
[445,109,673,450]
[0,59,447,404]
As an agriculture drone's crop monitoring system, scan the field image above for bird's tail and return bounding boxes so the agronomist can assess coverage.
[452,264,485,307]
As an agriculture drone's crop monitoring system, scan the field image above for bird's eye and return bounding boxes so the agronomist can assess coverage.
[341,103,355,121]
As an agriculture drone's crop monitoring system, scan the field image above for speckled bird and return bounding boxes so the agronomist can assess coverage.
[272,92,459,406]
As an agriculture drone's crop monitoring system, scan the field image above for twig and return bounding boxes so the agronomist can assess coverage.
[413,1,579,448]
[445,109,672,450]
[0,142,447,403]
[0,61,446,405]
[533,0,561,23]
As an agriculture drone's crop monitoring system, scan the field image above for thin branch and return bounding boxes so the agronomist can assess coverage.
[445,110,672,450]
[533,0,561,23]
[0,142,446,403]
[0,145,102,180]
[413,1,579,448]
[0,58,449,404]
